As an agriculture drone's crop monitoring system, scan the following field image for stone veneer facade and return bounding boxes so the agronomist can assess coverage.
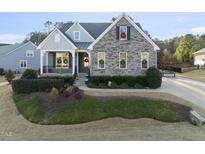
[90,17,157,76]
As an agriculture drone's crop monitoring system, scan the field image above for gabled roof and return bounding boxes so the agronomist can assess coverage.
[37,28,77,50]
[0,41,36,56]
[88,13,160,51]
[74,42,92,49]
[60,22,143,40]
[194,48,205,55]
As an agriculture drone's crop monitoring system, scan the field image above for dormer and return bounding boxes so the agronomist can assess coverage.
[65,22,95,42]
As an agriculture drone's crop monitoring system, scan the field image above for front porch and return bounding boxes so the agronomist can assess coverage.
[40,50,90,76]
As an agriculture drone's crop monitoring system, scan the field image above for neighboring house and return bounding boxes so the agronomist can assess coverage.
[37,13,160,76]
[193,48,205,68]
[0,41,40,73]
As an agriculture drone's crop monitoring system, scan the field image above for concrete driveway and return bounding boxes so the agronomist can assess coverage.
[161,77,205,109]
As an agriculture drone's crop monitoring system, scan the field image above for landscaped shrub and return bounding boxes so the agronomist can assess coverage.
[134,83,144,89]
[119,83,129,88]
[0,68,4,76]
[146,67,162,89]
[21,69,38,79]
[88,76,148,89]
[5,69,15,83]
[39,76,74,85]
[72,86,80,93]
[74,91,81,99]
[63,90,71,98]
[12,79,64,94]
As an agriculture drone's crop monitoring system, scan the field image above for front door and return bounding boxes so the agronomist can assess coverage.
[78,52,89,73]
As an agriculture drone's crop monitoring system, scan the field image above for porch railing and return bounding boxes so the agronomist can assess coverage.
[43,66,72,74]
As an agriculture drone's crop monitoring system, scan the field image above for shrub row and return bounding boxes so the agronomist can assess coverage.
[12,79,64,94]
[88,67,162,89]
[39,76,74,85]
[88,76,148,88]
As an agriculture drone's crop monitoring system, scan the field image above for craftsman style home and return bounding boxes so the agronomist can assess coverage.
[37,13,160,76]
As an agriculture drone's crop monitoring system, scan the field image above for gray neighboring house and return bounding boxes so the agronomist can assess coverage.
[0,41,40,73]
[37,13,160,76]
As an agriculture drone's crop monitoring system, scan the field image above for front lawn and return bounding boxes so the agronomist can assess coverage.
[13,94,191,125]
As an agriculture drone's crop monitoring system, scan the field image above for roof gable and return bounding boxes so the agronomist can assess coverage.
[37,28,77,50]
[65,22,94,42]
[88,13,160,51]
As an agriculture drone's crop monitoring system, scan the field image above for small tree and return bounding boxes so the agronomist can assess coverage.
[21,69,38,79]
[5,69,15,83]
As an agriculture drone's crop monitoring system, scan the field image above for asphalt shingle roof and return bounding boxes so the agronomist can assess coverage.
[59,22,144,40]
[74,42,92,49]
[0,43,23,56]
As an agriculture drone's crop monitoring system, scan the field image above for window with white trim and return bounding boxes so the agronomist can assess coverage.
[26,50,34,57]
[119,52,127,69]
[74,31,80,41]
[141,52,149,69]
[19,60,27,68]
[98,52,105,69]
[54,33,60,42]
[119,26,127,40]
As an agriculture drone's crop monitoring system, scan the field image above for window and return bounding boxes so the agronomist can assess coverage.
[74,31,80,41]
[98,52,105,69]
[54,33,60,42]
[141,52,149,69]
[119,52,127,69]
[119,26,127,40]
[26,50,34,57]
[19,60,27,68]
[56,53,69,68]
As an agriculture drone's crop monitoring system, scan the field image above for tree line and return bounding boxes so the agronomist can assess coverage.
[155,34,205,65]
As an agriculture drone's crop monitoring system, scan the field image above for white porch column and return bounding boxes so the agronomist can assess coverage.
[46,52,48,73]
[72,52,75,75]
[77,52,79,74]
[40,50,44,74]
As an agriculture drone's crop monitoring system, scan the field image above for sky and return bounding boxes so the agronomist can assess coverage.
[1,12,205,44]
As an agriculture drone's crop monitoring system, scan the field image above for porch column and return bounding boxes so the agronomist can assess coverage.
[46,52,49,73]
[88,50,92,75]
[72,52,75,75]
[40,50,44,74]
[77,52,79,74]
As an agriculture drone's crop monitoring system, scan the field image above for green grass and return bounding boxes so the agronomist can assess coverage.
[13,95,45,123]
[13,95,181,125]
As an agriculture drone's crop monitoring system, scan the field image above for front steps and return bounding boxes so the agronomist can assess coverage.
[74,73,88,87]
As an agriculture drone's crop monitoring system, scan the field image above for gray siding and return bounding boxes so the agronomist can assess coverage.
[0,42,40,73]
[41,30,75,51]
[65,24,93,42]
[90,17,157,76]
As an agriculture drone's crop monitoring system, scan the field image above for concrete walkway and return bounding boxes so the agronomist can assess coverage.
[80,76,205,109]
[0,82,8,87]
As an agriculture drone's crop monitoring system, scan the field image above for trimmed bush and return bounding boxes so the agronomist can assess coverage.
[12,79,64,94]
[146,67,162,89]
[0,68,4,76]
[21,69,38,79]
[5,69,15,83]
[134,83,144,89]
[39,76,74,85]
[111,82,119,88]
[119,83,129,88]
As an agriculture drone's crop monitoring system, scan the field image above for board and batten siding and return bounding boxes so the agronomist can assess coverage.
[41,30,75,51]
[0,42,40,72]
[65,23,94,42]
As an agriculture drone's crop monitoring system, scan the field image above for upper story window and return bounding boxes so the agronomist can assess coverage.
[119,26,127,40]
[74,31,80,41]
[26,50,34,57]
[141,52,149,69]
[54,33,60,42]
[119,52,127,69]
[98,52,105,69]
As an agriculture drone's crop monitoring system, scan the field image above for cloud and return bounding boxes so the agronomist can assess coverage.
[0,34,25,44]
[191,27,205,35]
